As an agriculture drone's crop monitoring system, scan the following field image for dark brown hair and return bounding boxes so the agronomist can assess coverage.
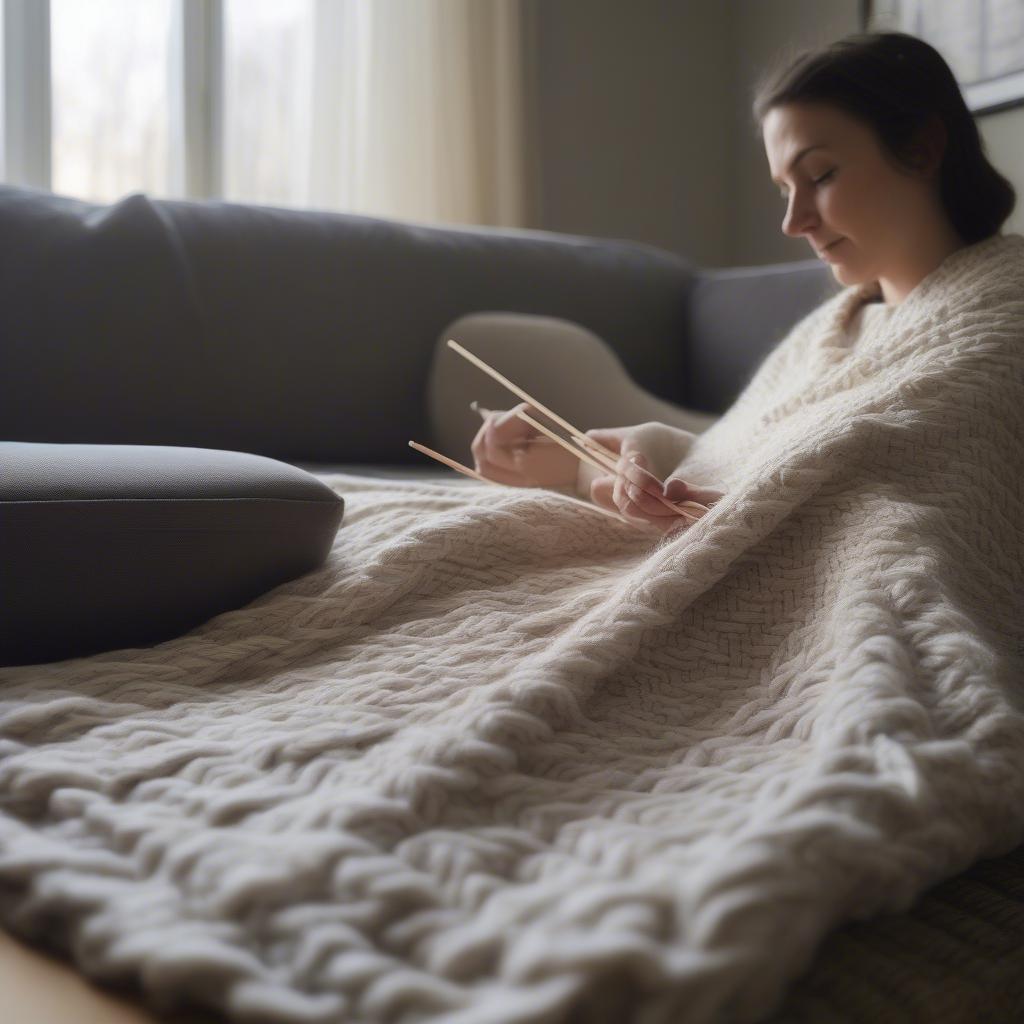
[752,32,1016,244]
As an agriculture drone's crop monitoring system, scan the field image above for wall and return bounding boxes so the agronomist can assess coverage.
[979,106,1024,240]
[523,0,736,267]
[732,0,860,266]
[732,0,1024,265]
[526,0,1024,268]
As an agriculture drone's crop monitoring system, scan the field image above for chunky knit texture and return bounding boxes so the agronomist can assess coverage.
[573,290,895,502]
[2,234,1023,1024]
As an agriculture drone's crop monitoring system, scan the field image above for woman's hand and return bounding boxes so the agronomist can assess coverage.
[583,426,725,534]
[470,402,578,488]
[470,408,725,532]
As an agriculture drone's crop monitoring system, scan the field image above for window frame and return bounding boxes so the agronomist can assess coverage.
[2,0,51,188]
[172,0,223,198]
[1,0,225,199]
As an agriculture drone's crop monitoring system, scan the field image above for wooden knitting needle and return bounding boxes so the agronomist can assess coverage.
[573,434,708,517]
[480,401,653,496]
[448,338,619,464]
[408,440,636,527]
[516,407,700,524]
[514,409,610,475]
[408,441,491,482]
[454,340,708,520]
[524,411,706,524]
[474,400,694,508]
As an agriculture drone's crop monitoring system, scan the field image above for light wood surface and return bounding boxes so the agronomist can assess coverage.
[0,929,222,1023]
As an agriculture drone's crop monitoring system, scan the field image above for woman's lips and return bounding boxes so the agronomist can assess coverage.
[817,238,844,261]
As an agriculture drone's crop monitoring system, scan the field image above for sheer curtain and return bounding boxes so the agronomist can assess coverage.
[296,0,529,227]
[3,0,532,228]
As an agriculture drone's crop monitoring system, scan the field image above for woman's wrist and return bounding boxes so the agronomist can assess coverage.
[576,458,606,501]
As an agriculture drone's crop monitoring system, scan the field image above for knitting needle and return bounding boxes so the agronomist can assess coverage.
[572,434,708,517]
[526,412,705,524]
[512,414,702,522]
[448,339,619,464]
[408,441,491,482]
[455,340,708,520]
[408,440,637,527]
[485,405,703,524]
[477,401,703,522]
[514,409,610,475]
[478,401,639,492]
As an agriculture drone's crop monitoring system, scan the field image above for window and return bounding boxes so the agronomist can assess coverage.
[1,1,523,227]
[0,7,5,179]
[50,0,174,202]
[223,0,314,205]
[1,0,342,206]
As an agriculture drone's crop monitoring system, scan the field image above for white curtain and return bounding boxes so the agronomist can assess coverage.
[295,0,529,228]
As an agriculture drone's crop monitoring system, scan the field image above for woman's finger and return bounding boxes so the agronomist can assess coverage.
[613,457,691,530]
[612,463,628,515]
[612,469,654,525]
[598,474,636,521]
[622,455,662,493]
[583,427,625,457]
[491,402,542,441]
[592,476,679,532]
[620,455,682,516]
[471,414,527,478]
[663,478,726,507]
[624,480,680,517]
[470,421,492,470]
[474,453,537,487]
[612,449,660,519]
[478,403,538,472]
[471,403,532,475]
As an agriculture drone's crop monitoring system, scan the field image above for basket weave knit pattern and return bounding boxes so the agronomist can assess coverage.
[1,234,1023,1024]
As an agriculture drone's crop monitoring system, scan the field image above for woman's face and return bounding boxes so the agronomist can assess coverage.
[762,102,952,300]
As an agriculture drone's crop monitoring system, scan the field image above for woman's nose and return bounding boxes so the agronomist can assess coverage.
[781,191,820,238]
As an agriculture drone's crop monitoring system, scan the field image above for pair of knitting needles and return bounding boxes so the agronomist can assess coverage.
[408,339,709,526]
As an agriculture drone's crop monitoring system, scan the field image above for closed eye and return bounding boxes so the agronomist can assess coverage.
[778,169,836,200]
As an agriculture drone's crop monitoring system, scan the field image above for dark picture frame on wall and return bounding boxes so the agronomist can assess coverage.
[862,0,1024,115]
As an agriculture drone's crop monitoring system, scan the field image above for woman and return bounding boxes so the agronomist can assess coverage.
[470,31,1017,534]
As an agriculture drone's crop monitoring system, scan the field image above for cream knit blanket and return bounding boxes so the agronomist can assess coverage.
[2,234,1024,1024]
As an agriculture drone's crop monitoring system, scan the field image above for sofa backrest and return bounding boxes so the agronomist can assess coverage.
[0,185,834,463]
[684,259,837,413]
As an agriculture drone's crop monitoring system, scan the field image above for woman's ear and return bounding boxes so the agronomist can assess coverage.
[907,114,948,180]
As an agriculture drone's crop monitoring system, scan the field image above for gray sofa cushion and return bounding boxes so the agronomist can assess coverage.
[684,259,836,412]
[0,443,344,666]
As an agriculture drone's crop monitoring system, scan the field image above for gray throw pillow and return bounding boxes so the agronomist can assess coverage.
[0,443,344,666]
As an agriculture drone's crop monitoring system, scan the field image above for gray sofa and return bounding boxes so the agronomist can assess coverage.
[0,183,831,463]
[4,184,1022,1023]
[0,184,832,666]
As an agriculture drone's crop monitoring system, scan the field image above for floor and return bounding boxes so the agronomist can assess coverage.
[1,923,218,1022]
